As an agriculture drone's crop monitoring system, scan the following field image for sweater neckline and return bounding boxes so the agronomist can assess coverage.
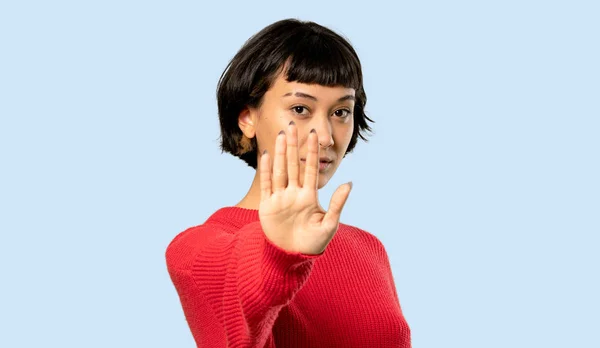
[205,206,259,229]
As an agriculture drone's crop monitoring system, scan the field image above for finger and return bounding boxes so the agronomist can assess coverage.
[287,121,299,187]
[323,182,352,227]
[303,129,319,190]
[272,130,288,192]
[259,150,272,202]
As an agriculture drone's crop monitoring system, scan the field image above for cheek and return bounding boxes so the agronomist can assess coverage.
[257,113,289,141]
[334,122,354,145]
[255,127,278,151]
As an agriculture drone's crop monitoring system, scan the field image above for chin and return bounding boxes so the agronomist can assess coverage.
[317,174,332,190]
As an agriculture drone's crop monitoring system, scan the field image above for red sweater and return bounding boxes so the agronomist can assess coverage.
[166,207,411,347]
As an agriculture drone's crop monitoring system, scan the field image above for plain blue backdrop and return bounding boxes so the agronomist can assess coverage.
[1,1,598,347]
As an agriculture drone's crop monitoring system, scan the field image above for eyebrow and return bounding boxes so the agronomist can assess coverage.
[282,92,355,102]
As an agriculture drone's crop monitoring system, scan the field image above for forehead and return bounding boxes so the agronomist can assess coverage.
[268,73,355,100]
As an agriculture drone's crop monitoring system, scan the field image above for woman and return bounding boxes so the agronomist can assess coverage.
[166,19,411,347]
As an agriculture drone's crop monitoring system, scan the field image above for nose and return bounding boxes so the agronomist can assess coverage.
[313,116,334,149]
[319,136,334,149]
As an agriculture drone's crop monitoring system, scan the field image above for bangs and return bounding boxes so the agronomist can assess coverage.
[216,18,373,169]
[282,33,361,89]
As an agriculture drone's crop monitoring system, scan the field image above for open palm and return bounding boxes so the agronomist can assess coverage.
[258,122,352,255]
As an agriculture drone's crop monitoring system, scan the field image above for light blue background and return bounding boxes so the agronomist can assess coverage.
[1,1,598,347]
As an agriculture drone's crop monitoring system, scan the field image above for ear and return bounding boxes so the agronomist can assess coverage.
[238,107,257,138]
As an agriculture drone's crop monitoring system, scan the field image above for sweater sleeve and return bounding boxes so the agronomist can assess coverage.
[378,241,405,315]
[166,220,321,347]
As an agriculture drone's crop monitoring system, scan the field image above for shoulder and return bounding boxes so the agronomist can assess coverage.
[165,206,263,272]
[339,222,383,244]
[166,206,245,253]
[165,217,236,272]
[165,224,207,272]
[338,222,388,256]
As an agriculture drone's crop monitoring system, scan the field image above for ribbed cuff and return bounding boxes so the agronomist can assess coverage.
[237,221,321,309]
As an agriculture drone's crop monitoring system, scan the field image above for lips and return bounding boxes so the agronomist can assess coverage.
[300,159,333,164]
[300,158,333,171]
[300,157,333,163]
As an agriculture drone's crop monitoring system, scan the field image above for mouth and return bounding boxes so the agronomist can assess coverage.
[300,158,333,171]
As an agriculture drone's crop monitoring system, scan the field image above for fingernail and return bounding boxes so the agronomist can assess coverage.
[278,130,285,135]
[310,128,316,134]
[289,120,295,126]
[348,181,353,189]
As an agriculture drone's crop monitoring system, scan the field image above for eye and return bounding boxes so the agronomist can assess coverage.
[291,105,309,115]
[333,109,352,118]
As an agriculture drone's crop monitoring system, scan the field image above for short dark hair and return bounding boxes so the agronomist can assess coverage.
[216,18,374,169]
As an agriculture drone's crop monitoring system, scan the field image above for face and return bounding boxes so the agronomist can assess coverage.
[239,72,355,189]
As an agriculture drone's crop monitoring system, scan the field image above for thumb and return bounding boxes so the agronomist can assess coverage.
[323,181,353,226]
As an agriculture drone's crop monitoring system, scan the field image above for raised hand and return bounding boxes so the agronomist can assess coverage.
[258,121,353,255]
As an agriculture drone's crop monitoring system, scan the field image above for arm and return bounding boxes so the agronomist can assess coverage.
[167,123,351,346]
[167,221,320,347]
[378,240,403,311]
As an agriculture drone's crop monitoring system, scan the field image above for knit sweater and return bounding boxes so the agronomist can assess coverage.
[166,207,411,347]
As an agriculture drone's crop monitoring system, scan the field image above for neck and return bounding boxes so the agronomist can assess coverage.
[235,171,261,210]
